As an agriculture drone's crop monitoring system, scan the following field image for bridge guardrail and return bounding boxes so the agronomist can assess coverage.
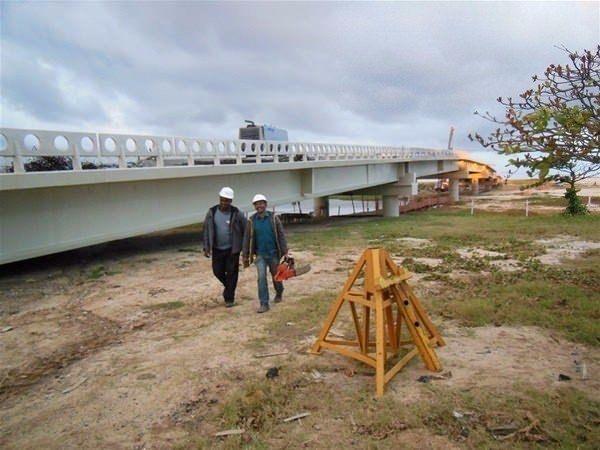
[0,128,458,173]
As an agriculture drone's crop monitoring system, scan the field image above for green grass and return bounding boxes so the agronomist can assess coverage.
[179,371,599,449]
[86,265,121,279]
[424,251,600,345]
[287,209,600,345]
[144,300,185,311]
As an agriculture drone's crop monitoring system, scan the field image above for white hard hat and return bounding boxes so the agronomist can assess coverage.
[252,193,267,203]
[219,187,234,199]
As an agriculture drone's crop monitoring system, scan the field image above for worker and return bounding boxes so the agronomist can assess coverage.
[203,187,247,307]
[242,194,288,313]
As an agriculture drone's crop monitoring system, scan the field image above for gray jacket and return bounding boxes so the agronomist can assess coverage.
[203,205,247,254]
[242,211,288,263]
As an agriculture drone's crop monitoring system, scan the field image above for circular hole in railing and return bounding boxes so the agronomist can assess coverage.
[251,143,256,153]
[206,142,214,153]
[162,139,172,153]
[80,136,94,152]
[54,135,69,152]
[229,142,236,153]
[241,142,246,152]
[269,143,273,152]
[218,142,225,154]
[177,140,187,153]
[285,144,289,152]
[104,137,116,153]
[277,144,282,152]
[144,139,155,153]
[0,133,7,152]
[125,138,137,153]
[192,141,201,153]
[24,134,40,152]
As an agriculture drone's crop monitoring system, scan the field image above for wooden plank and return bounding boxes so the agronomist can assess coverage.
[384,336,441,384]
[349,301,364,352]
[361,305,370,355]
[374,289,386,397]
[344,293,372,307]
[323,338,360,346]
[320,341,377,367]
[384,348,419,383]
[392,286,441,372]
[385,304,398,352]
[310,254,366,354]
[377,273,412,289]
[402,283,446,347]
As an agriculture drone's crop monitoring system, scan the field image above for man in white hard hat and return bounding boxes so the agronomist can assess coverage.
[242,194,288,313]
[203,187,247,307]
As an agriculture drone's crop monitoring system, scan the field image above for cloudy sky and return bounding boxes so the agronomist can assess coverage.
[1,1,598,174]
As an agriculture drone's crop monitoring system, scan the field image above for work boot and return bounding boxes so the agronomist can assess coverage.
[273,294,283,303]
[257,304,270,313]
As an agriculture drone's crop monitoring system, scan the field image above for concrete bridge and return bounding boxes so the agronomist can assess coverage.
[0,128,498,265]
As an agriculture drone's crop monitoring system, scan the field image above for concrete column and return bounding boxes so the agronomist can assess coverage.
[449,178,460,202]
[471,178,479,195]
[382,195,400,217]
[313,196,329,218]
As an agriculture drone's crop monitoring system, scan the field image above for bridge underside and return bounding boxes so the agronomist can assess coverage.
[0,158,496,265]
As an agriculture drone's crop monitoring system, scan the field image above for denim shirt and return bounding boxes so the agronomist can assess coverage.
[253,212,278,256]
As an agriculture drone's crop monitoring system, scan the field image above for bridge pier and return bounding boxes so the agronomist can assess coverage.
[471,178,479,195]
[382,195,400,217]
[313,196,329,218]
[449,178,460,202]
[379,173,418,217]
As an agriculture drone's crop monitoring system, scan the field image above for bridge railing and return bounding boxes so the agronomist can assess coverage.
[0,128,457,173]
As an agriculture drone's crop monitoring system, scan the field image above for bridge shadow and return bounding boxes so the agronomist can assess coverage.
[1,224,204,278]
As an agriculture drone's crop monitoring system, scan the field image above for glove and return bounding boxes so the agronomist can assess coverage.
[243,258,250,268]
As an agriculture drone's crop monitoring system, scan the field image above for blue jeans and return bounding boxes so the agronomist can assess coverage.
[256,253,284,306]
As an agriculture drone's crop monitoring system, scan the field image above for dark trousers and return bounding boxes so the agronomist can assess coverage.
[212,247,240,303]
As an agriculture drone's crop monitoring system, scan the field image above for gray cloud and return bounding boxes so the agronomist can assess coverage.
[1,1,598,173]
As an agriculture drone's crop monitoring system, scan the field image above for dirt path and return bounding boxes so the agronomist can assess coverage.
[1,227,598,449]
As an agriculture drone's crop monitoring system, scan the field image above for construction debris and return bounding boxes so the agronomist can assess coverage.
[417,371,452,383]
[266,367,279,379]
[253,350,289,358]
[283,412,310,423]
[61,377,88,394]
[1,326,13,333]
[215,429,244,437]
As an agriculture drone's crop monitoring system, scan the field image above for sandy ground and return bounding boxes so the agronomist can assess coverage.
[1,218,598,448]
[465,180,600,213]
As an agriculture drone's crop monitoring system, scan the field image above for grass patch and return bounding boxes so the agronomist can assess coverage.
[87,265,121,279]
[425,252,600,345]
[290,209,599,344]
[417,385,599,448]
[181,372,599,449]
[145,301,185,311]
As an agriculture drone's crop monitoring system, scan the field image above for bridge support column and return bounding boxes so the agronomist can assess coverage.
[471,178,479,195]
[382,195,400,217]
[449,178,460,202]
[313,196,329,218]
[378,173,417,217]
